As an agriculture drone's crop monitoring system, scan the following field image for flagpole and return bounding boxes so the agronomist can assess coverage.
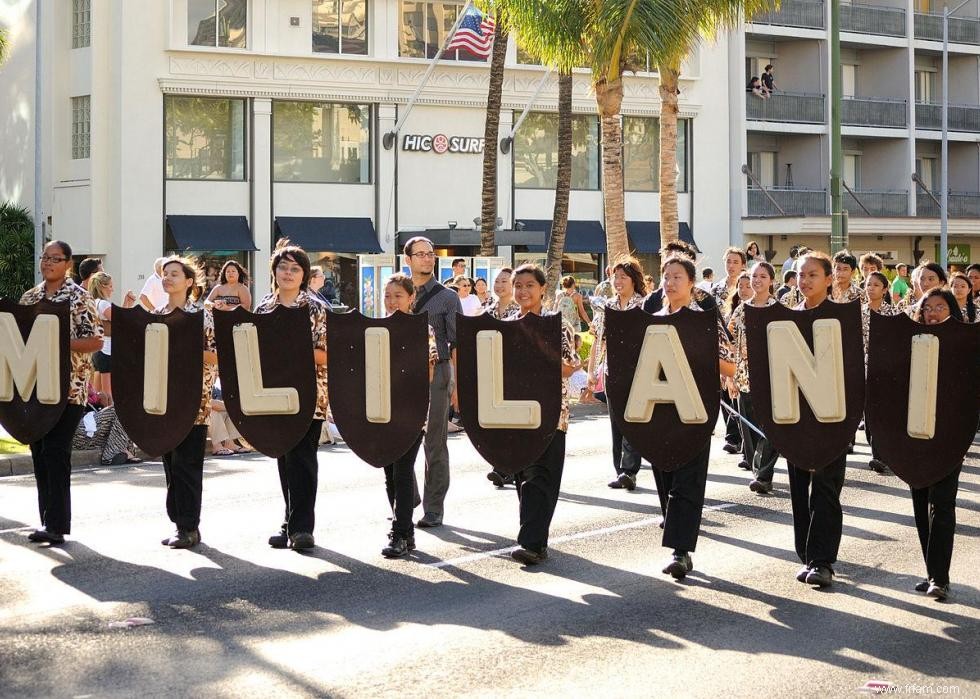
[383,0,474,150]
[499,66,555,154]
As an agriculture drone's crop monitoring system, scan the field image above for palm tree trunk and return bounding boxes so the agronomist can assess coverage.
[480,21,509,257]
[658,63,681,245]
[595,78,628,262]
[545,70,573,302]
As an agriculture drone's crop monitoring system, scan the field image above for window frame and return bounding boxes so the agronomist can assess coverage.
[71,95,91,160]
[187,0,249,50]
[511,111,601,192]
[621,116,691,193]
[271,100,374,185]
[164,95,249,182]
[398,0,487,62]
[72,0,91,49]
[312,0,369,55]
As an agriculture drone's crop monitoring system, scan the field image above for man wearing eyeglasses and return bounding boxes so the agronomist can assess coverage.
[404,236,463,528]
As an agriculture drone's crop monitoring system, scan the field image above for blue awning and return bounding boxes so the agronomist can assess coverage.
[626,221,697,254]
[518,219,606,254]
[165,215,257,252]
[275,217,382,254]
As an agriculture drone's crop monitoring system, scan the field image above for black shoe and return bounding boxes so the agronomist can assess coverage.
[417,514,442,528]
[487,470,513,488]
[926,582,949,601]
[663,553,693,579]
[914,579,930,593]
[268,530,289,549]
[618,473,636,491]
[805,565,833,588]
[737,460,751,471]
[608,476,625,489]
[28,529,65,544]
[382,533,415,558]
[511,547,547,565]
[796,566,811,583]
[847,442,855,454]
[164,529,200,549]
[723,443,740,454]
[749,479,773,494]
[289,532,315,550]
[868,459,887,474]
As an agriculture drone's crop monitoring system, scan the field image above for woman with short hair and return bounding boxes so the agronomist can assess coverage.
[454,275,483,316]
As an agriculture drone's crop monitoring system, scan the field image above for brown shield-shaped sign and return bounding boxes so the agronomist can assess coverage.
[327,310,430,468]
[867,313,980,489]
[112,306,203,457]
[0,299,70,444]
[213,305,317,457]
[745,300,865,470]
[604,307,721,471]
[456,312,563,475]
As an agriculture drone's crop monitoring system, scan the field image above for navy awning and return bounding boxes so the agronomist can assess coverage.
[518,219,606,254]
[165,215,257,252]
[626,221,697,254]
[397,229,546,248]
[275,217,382,254]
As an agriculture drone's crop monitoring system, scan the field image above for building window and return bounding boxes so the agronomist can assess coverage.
[165,96,246,180]
[915,70,936,103]
[622,117,689,192]
[400,1,483,61]
[72,0,91,49]
[916,157,937,191]
[513,112,600,190]
[748,151,777,188]
[273,102,371,183]
[313,0,368,54]
[71,96,91,160]
[188,0,247,48]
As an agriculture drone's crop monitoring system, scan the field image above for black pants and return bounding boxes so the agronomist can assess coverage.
[515,430,566,553]
[384,433,424,538]
[653,468,673,518]
[721,391,741,447]
[610,419,642,477]
[738,392,779,483]
[30,404,85,535]
[276,420,323,536]
[911,466,961,586]
[661,442,711,554]
[865,421,884,463]
[787,452,847,569]
[162,424,207,532]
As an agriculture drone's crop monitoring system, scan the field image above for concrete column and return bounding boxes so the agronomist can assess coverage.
[376,103,398,255]
[728,29,747,245]
[252,97,273,299]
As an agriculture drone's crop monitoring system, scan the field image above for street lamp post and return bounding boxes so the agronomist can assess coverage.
[940,0,971,269]
[830,0,845,254]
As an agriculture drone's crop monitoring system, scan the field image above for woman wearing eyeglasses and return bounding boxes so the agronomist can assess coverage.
[453,275,483,317]
[256,239,330,551]
[19,241,104,545]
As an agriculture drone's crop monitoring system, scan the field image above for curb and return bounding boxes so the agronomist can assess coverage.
[0,450,103,478]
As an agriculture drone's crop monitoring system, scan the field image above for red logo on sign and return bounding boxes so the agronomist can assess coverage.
[432,134,450,154]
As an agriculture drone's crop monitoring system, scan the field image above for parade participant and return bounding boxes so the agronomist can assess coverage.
[776,269,797,300]
[788,251,848,587]
[728,271,753,321]
[861,271,902,474]
[858,253,883,285]
[966,263,980,302]
[20,241,104,545]
[654,256,736,579]
[949,272,977,323]
[587,257,647,491]
[641,241,717,315]
[207,260,252,311]
[87,271,137,403]
[728,263,779,492]
[908,288,965,601]
[485,268,521,488]
[899,262,946,316]
[257,240,329,551]
[831,249,864,303]
[379,274,439,558]
[745,241,765,267]
[555,276,591,332]
[711,247,748,321]
[507,265,579,565]
[154,256,218,549]
[404,236,462,528]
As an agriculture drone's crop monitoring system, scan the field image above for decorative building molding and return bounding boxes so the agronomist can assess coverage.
[169,56,253,78]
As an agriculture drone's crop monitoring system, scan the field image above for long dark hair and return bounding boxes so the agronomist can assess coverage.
[950,272,977,322]
[163,256,206,301]
[730,271,752,316]
[219,260,249,286]
[913,287,963,323]
[613,256,647,296]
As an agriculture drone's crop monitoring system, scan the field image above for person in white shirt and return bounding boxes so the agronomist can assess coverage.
[696,267,714,293]
[139,257,169,311]
[453,275,484,316]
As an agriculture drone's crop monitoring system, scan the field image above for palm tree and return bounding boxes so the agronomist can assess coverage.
[477,6,510,256]
[0,27,8,65]
[545,70,574,297]
[0,203,36,299]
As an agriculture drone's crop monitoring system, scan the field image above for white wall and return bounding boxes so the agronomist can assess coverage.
[274,182,374,217]
[0,2,37,208]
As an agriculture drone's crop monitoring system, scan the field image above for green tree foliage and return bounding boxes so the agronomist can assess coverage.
[0,203,36,299]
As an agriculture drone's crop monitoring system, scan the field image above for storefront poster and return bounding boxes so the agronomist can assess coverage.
[360,267,375,316]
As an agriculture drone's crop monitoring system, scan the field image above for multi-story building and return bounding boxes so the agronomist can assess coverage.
[731,0,980,270]
[0,0,734,310]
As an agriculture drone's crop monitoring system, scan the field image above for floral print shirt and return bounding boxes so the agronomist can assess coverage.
[153,301,217,426]
[728,297,777,393]
[485,297,520,320]
[655,298,736,366]
[254,290,329,421]
[832,282,865,304]
[20,278,103,406]
[591,293,645,364]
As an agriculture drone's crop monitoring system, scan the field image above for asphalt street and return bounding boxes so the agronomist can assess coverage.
[0,411,978,698]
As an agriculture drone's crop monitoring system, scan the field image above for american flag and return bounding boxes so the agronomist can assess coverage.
[446,6,496,58]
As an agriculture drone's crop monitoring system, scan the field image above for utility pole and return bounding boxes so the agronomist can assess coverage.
[939,0,970,268]
[829,0,846,254]
[34,1,43,281]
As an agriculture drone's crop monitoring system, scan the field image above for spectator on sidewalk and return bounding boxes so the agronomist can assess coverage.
[139,257,169,311]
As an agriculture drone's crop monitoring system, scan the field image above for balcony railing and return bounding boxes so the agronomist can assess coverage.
[844,190,909,216]
[915,102,980,132]
[841,2,906,37]
[842,97,907,127]
[916,191,980,217]
[749,0,825,29]
[914,12,980,44]
[746,92,826,124]
[747,187,828,216]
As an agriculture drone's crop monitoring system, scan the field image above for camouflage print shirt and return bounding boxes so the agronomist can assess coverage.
[485,298,520,320]
[254,291,329,421]
[20,278,103,406]
[153,301,217,426]
[860,302,903,368]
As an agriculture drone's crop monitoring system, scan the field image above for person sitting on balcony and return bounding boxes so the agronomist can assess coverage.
[762,64,776,96]
[747,76,769,99]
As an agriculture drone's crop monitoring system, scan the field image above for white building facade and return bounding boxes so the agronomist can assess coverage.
[1,0,738,309]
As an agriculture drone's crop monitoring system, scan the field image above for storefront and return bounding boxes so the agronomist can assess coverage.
[165,215,259,296]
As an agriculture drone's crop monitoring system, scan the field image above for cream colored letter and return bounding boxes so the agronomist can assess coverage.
[624,325,707,424]
[365,327,391,423]
[476,330,540,429]
[0,313,60,404]
[143,323,169,414]
[907,334,939,440]
[233,323,300,415]
[767,319,846,424]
